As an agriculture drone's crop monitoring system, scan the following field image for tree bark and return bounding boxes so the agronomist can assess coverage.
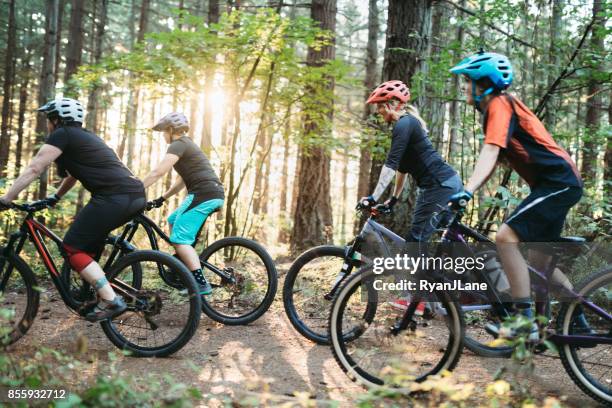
[355,0,379,233]
[54,0,67,85]
[63,0,85,97]
[123,0,149,168]
[85,0,108,134]
[581,0,605,186]
[368,0,433,238]
[447,0,466,162]
[543,0,564,129]
[201,0,220,154]
[290,0,337,252]
[0,0,17,177]
[604,89,611,200]
[36,0,60,199]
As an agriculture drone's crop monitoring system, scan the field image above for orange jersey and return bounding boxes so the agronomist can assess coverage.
[483,95,582,188]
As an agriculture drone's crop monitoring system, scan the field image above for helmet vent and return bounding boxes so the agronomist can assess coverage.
[473,57,491,63]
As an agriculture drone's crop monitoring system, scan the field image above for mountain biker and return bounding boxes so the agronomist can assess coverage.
[448,51,585,338]
[0,98,146,321]
[360,80,463,310]
[142,112,224,295]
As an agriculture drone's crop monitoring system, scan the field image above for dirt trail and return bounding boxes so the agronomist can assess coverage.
[7,267,604,407]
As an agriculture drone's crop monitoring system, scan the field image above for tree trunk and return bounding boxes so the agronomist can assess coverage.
[290,0,337,252]
[201,0,220,154]
[36,0,60,199]
[54,0,67,85]
[85,0,108,134]
[124,0,150,168]
[63,0,84,97]
[604,90,611,200]
[447,0,466,163]
[369,0,433,238]
[15,52,32,175]
[355,0,379,233]
[278,109,292,243]
[581,0,605,186]
[543,0,564,129]
[0,0,17,177]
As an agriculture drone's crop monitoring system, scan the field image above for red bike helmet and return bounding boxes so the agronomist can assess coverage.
[366,80,410,105]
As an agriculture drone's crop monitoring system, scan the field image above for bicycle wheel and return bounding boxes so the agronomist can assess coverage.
[100,250,201,357]
[60,237,142,308]
[329,267,464,387]
[557,266,612,405]
[199,237,277,325]
[0,252,39,345]
[283,245,362,344]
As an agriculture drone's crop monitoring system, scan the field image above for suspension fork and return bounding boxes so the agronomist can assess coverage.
[0,227,31,291]
[324,236,365,300]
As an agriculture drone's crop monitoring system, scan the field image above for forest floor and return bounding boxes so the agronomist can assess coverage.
[6,257,604,408]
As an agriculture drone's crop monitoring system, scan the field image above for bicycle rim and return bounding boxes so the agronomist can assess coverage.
[200,237,277,325]
[330,268,464,388]
[101,251,201,357]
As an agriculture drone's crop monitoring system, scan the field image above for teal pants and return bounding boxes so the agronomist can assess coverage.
[167,195,224,245]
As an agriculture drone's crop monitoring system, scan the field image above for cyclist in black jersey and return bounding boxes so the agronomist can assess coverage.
[360,80,462,310]
[142,112,224,296]
[0,98,146,321]
[360,80,462,241]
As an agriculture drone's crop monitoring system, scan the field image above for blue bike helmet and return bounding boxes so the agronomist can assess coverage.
[450,51,513,107]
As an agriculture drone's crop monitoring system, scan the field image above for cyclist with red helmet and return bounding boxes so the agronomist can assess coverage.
[360,80,462,242]
[142,112,224,296]
[360,80,462,311]
[449,51,584,338]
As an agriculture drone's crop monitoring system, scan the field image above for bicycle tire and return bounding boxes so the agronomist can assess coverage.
[463,306,513,358]
[100,250,201,357]
[283,245,359,344]
[557,266,612,405]
[329,267,464,388]
[199,237,277,325]
[0,251,40,345]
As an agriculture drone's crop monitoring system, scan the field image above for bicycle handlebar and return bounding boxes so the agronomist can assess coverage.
[4,200,52,213]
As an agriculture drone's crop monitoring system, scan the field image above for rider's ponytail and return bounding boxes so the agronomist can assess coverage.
[405,104,428,132]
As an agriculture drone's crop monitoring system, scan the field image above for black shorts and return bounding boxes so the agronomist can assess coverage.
[63,192,146,254]
[505,185,582,242]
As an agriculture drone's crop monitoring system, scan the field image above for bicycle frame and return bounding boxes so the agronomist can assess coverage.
[104,213,236,286]
[443,211,612,347]
[1,209,141,315]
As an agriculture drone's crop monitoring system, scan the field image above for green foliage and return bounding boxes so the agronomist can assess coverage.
[0,304,201,408]
[75,9,350,153]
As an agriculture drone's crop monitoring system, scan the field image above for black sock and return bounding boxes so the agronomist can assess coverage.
[192,268,207,285]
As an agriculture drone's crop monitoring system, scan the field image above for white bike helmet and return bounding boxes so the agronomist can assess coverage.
[37,98,84,123]
[152,112,189,133]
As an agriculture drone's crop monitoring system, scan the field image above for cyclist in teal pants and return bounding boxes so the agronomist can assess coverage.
[142,112,224,295]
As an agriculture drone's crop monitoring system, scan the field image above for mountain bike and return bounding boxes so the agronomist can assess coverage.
[61,207,277,325]
[0,201,201,357]
[326,207,465,388]
[328,207,611,403]
[434,208,612,404]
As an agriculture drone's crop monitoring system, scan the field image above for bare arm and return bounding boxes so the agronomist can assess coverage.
[161,176,185,200]
[391,171,407,199]
[465,144,500,193]
[1,144,62,202]
[371,165,396,201]
[142,153,179,189]
[55,175,78,198]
